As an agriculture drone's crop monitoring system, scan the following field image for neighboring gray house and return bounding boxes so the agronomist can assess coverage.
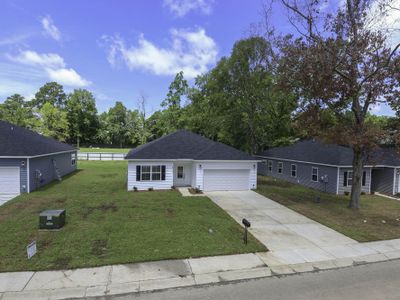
[125,130,258,192]
[0,121,77,205]
[257,139,400,196]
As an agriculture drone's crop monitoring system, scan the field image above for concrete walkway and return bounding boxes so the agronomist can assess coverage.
[1,191,400,299]
[207,191,364,265]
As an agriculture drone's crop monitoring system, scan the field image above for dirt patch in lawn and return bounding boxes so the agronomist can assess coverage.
[82,203,118,219]
[52,256,72,269]
[165,208,174,217]
[91,239,108,257]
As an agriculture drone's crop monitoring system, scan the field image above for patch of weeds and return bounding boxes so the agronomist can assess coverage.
[165,208,174,217]
[82,203,118,219]
[91,239,108,257]
[52,256,72,269]
[189,187,203,194]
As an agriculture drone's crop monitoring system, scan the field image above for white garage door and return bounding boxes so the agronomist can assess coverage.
[203,169,250,191]
[0,167,20,205]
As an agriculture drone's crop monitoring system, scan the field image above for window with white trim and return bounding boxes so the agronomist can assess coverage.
[268,161,273,172]
[141,166,151,181]
[291,164,297,177]
[278,162,283,174]
[344,171,366,187]
[71,153,76,166]
[136,165,166,182]
[151,165,161,181]
[311,167,318,182]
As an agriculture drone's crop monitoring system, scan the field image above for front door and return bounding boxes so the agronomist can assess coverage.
[176,165,186,186]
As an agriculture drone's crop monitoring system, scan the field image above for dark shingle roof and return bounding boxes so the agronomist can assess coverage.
[0,121,75,157]
[257,139,400,166]
[126,130,256,160]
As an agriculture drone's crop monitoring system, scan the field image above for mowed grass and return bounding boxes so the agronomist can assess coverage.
[79,147,130,153]
[257,176,400,242]
[0,161,265,272]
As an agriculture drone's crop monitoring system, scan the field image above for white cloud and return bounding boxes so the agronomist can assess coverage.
[41,15,61,41]
[46,68,91,87]
[163,0,214,17]
[102,28,218,79]
[5,50,90,87]
[0,33,33,47]
[7,50,65,68]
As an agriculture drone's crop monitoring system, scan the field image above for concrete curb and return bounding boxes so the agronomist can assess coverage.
[1,250,400,300]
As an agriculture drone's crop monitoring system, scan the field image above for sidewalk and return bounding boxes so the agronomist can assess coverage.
[1,242,400,300]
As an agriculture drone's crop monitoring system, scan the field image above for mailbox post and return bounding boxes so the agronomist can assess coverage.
[242,218,251,245]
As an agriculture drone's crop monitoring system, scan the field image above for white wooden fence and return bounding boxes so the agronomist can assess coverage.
[78,152,127,161]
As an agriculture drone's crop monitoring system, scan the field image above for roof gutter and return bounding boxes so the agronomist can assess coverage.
[0,149,76,159]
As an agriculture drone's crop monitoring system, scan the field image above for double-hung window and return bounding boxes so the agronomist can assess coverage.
[343,171,353,186]
[268,161,273,172]
[136,165,166,181]
[311,167,318,182]
[343,171,366,187]
[278,162,283,174]
[291,164,297,177]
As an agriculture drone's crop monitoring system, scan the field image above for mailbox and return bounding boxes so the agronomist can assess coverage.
[242,218,251,245]
[242,218,251,228]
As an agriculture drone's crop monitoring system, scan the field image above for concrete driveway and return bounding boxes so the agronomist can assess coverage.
[207,191,371,265]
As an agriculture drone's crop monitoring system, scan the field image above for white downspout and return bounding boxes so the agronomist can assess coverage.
[336,167,340,195]
[27,158,30,193]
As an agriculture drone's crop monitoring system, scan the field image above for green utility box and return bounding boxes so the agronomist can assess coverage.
[39,209,66,230]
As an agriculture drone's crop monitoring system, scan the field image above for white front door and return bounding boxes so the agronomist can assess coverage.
[203,169,250,191]
[0,167,21,205]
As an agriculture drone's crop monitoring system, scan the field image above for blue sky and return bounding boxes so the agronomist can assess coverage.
[0,0,396,116]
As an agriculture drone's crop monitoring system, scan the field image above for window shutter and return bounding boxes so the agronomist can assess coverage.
[362,171,366,186]
[161,165,166,180]
[343,171,347,187]
[136,165,141,181]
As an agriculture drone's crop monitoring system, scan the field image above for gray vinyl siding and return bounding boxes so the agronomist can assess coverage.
[29,151,77,192]
[0,158,28,193]
[338,167,371,194]
[371,167,395,195]
[258,159,338,194]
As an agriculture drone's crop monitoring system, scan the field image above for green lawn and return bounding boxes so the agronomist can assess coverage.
[257,176,400,242]
[78,147,130,153]
[0,161,265,272]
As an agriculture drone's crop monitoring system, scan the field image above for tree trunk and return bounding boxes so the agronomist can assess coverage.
[349,147,363,209]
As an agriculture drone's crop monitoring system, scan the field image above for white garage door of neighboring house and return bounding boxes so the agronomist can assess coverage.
[203,169,250,191]
[0,167,20,205]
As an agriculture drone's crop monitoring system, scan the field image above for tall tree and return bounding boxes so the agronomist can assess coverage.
[32,82,67,109]
[186,37,296,153]
[276,0,400,208]
[66,89,98,147]
[160,71,189,133]
[38,103,69,141]
[0,94,38,128]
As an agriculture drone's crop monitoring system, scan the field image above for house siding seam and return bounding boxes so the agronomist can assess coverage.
[338,167,371,194]
[127,162,173,190]
[257,159,338,194]
[29,151,77,192]
[0,158,28,193]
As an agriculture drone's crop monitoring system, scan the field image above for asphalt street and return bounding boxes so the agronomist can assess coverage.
[107,260,400,300]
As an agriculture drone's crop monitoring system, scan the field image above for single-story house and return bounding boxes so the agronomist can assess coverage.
[125,130,258,192]
[0,120,77,205]
[257,139,400,195]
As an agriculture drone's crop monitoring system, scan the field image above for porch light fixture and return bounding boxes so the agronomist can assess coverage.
[199,164,202,169]
[253,164,256,169]
[21,161,25,167]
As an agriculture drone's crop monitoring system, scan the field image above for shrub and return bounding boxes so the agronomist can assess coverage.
[133,186,138,192]
[148,187,154,191]
[344,191,349,196]
[361,191,365,195]
[171,185,176,190]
